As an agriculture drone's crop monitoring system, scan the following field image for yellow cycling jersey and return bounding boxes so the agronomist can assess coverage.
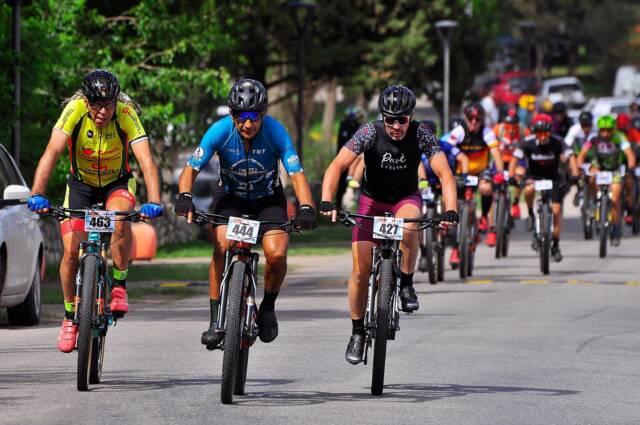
[54,98,148,187]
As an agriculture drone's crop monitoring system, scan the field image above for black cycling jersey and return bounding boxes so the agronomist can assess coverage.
[344,120,440,204]
[513,134,573,180]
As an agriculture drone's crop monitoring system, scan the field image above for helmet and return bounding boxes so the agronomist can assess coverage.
[503,108,519,125]
[228,79,268,112]
[597,115,616,130]
[616,113,631,130]
[578,111,593,126]
[449,117,466,131]
[632,116,640,131]
[377,85,416,117]
[82,69,120,104]
[541,98,553,113]
[420,119,437,134]
[531,113,552,132]
[463,102,485,120]
[552,102,567,114]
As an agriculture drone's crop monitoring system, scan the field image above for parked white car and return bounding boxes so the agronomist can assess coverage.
[584,96,633,117]
[539,77,587,109]
[0,144,44,325]
[613,65,640,98]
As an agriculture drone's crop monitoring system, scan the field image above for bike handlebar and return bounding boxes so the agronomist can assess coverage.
[190,210,297,232]
[49,206,142,222]
[336,210,441,230]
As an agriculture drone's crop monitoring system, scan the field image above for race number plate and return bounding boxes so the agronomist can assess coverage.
[596,171,613,185]
[534,179,553,191]
[373,216,404,240]
[635,167,640,177]
[226,216,260,244]
[84,210,116,233]
[465,175,479,186]
[421,187,434,201]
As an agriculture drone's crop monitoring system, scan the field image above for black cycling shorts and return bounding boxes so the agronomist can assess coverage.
[212,189,288,235]
[64,174,136,209]
[527,176,566,204]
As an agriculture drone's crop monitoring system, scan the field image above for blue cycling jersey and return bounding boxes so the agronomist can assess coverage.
[421,138,460,184]
[187,115,302,199]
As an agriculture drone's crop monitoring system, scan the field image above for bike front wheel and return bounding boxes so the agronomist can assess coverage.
[220,262,247,404]
[371,258,394,396]
[458,205,470,280]
[77,255,99,391]
[539,204,550,275]
[425,207,437,284]
[599,195,609,258]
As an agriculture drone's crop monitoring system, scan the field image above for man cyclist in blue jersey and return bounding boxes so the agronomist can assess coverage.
[176,79,316,349]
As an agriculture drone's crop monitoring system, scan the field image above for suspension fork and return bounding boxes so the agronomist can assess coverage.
[364,247,379,329]
[217,249,236,330]
[244,253,260,334]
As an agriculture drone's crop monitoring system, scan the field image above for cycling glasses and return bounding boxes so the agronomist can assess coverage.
[234,111,262,122]
[383,116,410,126]
[89,100,116,110]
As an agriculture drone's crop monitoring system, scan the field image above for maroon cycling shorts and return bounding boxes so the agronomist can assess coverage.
[352,191,422,243]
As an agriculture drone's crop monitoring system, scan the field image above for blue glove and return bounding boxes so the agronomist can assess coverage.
[27,194,51,212]
[140,203,163,219]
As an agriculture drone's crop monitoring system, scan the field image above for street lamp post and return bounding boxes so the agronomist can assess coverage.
[435,20,458,134]
[288,0,317,164]
[9,0,23,164]
[518,20,537,71]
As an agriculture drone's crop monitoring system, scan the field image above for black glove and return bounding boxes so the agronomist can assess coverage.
[438,210,459,224]
[174,192,194,216]
[319,201,335,214]
[295,204,317,229]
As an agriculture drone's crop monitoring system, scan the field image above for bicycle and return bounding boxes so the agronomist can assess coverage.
[493,171,512,259]
[593,171,615,258]
[418,183,445,284]
[576,169,595,240]
[337,210,440,395]
[190,210,295,404]
[50,206,141,391]
[531,180,554,275]
[627,167,640,235]
[456,175,480,280]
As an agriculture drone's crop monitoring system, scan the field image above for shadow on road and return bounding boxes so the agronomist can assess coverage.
[234,382,579,406]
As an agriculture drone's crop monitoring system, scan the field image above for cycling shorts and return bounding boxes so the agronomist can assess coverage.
[212,189,288,236]
[352,191,422,243]
[526,176,566,204]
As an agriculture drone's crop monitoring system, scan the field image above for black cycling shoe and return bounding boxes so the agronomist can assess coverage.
[345,334,365,365]
[400,285,419,312]
[551,246,563,262]
[531,236,539,251]
[257,307,279,343]
[611,225,622,247]
[201,324,223,351]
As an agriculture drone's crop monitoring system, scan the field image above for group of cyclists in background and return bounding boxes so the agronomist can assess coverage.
[23,68,640,396]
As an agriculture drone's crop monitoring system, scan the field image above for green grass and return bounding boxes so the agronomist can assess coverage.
[128,263,211,281]
[156,241,212,258]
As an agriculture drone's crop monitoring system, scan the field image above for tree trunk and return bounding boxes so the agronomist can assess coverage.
[322,78,337,151]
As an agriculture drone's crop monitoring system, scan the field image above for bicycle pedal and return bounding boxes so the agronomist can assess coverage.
[112,311,125,320]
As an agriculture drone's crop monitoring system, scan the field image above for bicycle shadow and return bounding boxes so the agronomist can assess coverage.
[92,376,297,393]
[234,382,579,406]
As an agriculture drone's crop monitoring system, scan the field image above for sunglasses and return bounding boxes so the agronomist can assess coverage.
[383,116,410,126]
[466,116,482,123]
[89,100,116,110]
[234,111,262,122]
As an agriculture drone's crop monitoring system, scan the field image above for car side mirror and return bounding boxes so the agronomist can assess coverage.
[4,184,30,201]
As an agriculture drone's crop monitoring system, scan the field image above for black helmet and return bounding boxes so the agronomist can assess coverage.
[463,102,485,120]
[378,85,416,117]
[82,69,120,104]
[631,116,640,131]
[503,108,519,125]
[552,102,567,114]
[578,111,593,126]
[420,119,437,134]
[228,79,268,112]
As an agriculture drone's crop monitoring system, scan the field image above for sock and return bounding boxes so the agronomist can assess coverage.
[528,208,534,218]
[352,318,365,336]
[113,268,128,289]
[209,299,220,327]
[400,272,414,288]
[64,301,74,320]
[261,291,279,311]
[481,195,492,217]
[552,237,559,249]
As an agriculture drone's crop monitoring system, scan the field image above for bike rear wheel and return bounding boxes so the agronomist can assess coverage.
[234,347,249,396]
[599,195,609,258]
[77,255,99,391]
[371,258,394,396]
[436,239,445,282]
[539,204,550,275]
[458,205,470,280]
[425,207,437,284]
[89,334,105,384]
[581,198,594,240]
[495,192,507,259]
[632,179,640,235]
[221,262,247,404]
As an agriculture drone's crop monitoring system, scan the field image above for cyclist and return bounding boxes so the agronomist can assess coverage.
[447,102,505,247]
[565,111,595,155]
[509,114,579,261]
[494,108,525,220]
[577,115,637,246]
[319,85,458,364]
[616,113,638,226]
[176,79,316,349]
[550,102,573,139]
[27,69,163,353]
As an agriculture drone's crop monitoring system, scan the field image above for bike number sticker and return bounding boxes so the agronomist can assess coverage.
[465,175,479,186]
[596,171,613,185]
[226,216,260,244]
[534,179,553,191]
[373,216,404,240]
[84,210,116,233]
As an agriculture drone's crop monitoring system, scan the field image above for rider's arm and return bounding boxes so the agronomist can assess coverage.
[430,153,457,212]
[576,142,591,168]
[322,147,359,205]
[485,130,504,172]
[510,145,525,177]
[31,129,68,196]
[348,154,364,180]
[455,152,469,174]
[418,160,427,180]
[290,172,314,208]
[624,146,636,169]
[131,141,161,204]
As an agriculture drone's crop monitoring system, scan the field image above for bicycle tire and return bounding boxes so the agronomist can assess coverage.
[632,180,640,235]
[582,199,593,240]
[77,255,99,391]
[221,262,246,404]
[436,240,445,282]
[495,192,506,259]
[468,212,477,277]
[599,194,609,258]
[89,335,105,384]
[371,258,394,396]
[234,347,249,396]
[425,207,437,284]
[458,205,470,280]
[540,204,550,275]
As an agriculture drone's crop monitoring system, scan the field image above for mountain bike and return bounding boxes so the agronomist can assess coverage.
[418,183,445,283]
[577,170,595,240]
[457,175,479,279]
[593,171,614,258]
[493,172,513,259]
[191,211,295,404]
[531,180,553,275]
[338,210,440,395]
[50,206,141,391]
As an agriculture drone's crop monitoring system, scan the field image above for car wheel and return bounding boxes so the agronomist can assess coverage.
[7,258,42,326]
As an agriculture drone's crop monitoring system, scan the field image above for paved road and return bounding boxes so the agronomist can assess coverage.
[1,202,640,425]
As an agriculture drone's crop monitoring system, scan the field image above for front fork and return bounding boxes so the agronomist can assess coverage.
[73,240,111,332]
